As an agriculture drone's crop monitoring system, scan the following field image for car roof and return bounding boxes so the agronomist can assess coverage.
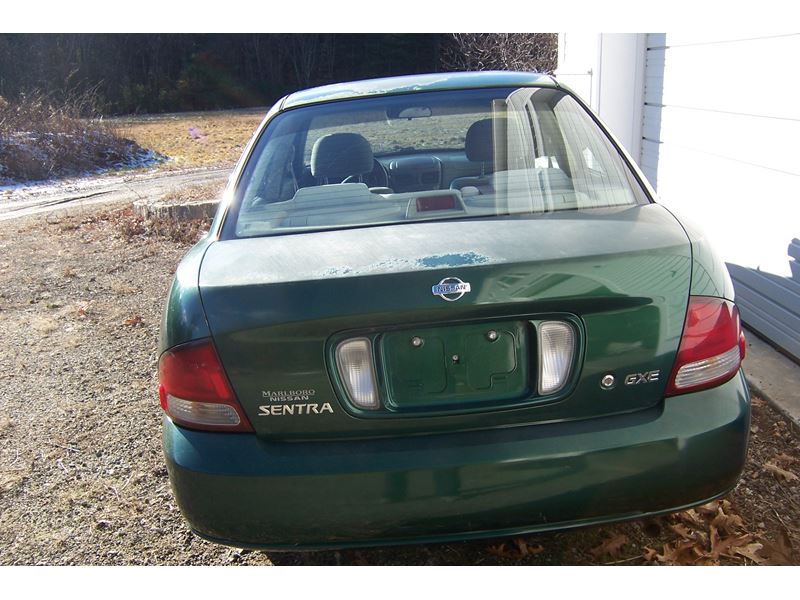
[281,71,558,110]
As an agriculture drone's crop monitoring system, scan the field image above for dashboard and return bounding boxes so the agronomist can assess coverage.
[376,150,483,193]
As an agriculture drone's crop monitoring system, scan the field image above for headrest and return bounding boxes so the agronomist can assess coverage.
[311,133,373,179]
[465,119,495,163]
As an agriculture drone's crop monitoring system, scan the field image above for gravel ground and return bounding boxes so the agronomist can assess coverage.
[0,205,798,565]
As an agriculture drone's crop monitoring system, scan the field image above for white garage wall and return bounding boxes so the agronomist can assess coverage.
[642,33,800,277]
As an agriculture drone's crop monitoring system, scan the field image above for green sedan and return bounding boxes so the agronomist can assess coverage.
[159,71,750,550]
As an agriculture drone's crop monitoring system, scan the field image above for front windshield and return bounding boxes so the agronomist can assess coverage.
[229,87,648,238]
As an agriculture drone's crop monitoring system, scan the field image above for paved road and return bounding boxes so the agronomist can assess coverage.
[0,165,232,222]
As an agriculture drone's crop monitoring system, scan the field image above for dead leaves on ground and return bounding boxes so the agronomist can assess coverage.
[482,497,795,565]
[487,538,544,560]
[589,533,630,560]
[643,499,794,565]
[708,527,760,562]
[763,462,799,482]
[761,453,800,483]
[758,527,795,565]
[647,539,700,565]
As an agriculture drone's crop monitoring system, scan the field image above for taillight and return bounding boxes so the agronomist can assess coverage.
[665,297,746,396]
[158,338,253,432]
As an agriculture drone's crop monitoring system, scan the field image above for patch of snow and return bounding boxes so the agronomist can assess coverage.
[0,151,169,196]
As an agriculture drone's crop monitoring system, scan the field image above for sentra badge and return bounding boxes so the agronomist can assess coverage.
[432,277,472,302]
[258,388,333,416]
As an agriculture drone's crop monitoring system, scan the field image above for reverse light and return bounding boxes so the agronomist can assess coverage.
[666,297,746,396]
[336,338,380,409]
[538,321,576,395]
[158,338,253,432]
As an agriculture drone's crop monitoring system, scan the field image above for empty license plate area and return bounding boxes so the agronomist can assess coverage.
[379,320,532,411]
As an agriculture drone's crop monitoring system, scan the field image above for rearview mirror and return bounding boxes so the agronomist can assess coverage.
[388,106,432,120]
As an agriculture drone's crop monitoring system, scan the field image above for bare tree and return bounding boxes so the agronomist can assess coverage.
[278,34,336,89]
[440,33,558,74]
[0,34,442,114]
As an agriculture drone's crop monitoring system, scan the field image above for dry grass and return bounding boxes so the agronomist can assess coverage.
[0,93,160,183]
[112,108,264,169]
[0,99,262,184]
[111,105,477,171]
[96,206,211,246]
[159,181,225,204]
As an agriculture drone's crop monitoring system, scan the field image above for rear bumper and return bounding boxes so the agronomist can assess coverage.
[163,371,750,550]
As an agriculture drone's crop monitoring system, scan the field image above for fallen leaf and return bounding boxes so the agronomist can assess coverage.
[708,525,721,555]
[656,540,699,565]
[708,525,754,561]
[697,500,720,516]
[642,547,658,562]
[774,453,799,466]
[760,527,794,565]
[124,315,144,327]
[678,509,705,528]
[711,502,745,534]
[732,542,766,564]
[514,538,544,557]
[589,533,629,559]
[763,462,799,482]
[669,523,695,540]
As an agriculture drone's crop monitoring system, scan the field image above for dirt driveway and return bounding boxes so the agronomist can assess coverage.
[0,205,798,566]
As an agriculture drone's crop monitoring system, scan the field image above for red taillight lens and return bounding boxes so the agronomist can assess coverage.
[158,338,253,432]
[665,297,745,396]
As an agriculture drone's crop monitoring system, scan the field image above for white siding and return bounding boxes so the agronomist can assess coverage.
[641,33,800,277]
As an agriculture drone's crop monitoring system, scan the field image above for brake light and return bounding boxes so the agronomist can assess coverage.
[158,338,253,432]
[665,297,746,396]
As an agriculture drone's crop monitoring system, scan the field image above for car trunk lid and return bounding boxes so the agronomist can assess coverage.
[199,204,692,440]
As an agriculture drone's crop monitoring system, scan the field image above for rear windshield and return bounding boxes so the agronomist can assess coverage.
[227,87,649,238]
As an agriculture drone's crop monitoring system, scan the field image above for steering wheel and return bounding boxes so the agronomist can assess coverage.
[341,159,389,188]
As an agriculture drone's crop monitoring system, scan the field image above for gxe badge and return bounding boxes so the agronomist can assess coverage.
[432,277,472,302]
[624,370,660,385]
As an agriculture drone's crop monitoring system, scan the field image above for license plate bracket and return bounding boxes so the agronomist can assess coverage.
[379,320,531,410]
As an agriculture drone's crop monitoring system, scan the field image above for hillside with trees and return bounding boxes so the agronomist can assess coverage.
[0,34,557,115]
